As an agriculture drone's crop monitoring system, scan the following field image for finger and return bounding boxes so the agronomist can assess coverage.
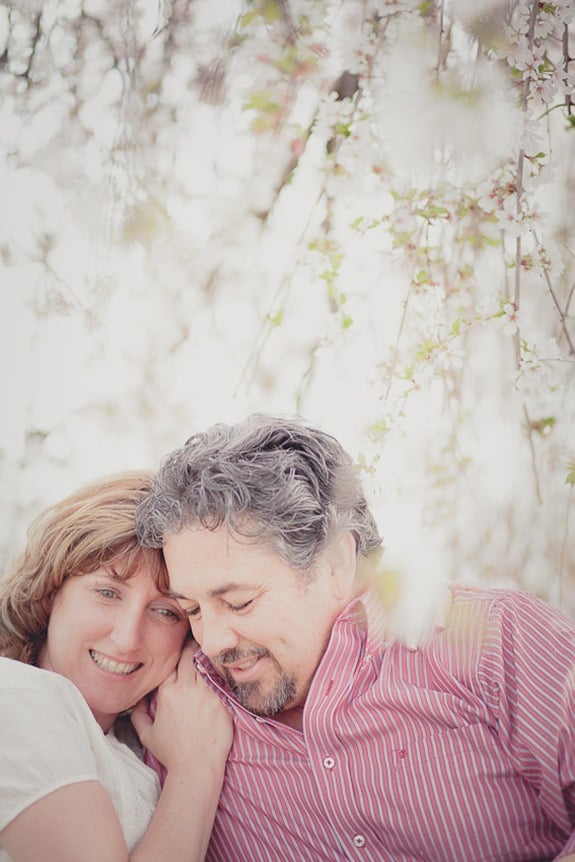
[181,640,200,660]
[130,698,152,738]
[157,668,178,691]
[176,643,200,679]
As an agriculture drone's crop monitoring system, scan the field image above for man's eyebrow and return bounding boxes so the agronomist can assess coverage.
[168,583,256,602]
[168,590,190,601]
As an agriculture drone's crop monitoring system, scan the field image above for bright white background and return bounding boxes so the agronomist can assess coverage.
[1,0,574,632]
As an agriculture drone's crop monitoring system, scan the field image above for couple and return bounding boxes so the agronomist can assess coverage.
[1,414,574,861]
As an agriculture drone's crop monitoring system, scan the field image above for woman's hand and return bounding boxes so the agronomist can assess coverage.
[131,642,233,774]
[127,642,231,861]
[129,642,232,861]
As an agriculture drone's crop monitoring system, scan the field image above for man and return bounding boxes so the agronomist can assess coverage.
[136,414,575,862]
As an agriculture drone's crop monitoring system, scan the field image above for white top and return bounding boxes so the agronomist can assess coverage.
[0,657,160,859]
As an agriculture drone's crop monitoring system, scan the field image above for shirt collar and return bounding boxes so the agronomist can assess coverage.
[192,589,388,713]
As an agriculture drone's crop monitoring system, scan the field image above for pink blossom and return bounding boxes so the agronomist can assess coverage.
[434,341,465,371]
[513,43,545,81]
[477,183,504,214]
[494,195,523,235]
[493,302,520,336]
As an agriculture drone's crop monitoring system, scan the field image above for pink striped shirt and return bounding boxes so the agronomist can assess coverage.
[153,585,575,861]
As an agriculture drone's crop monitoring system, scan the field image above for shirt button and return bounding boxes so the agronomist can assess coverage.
[353,834,366,848]
[323,756,335,769]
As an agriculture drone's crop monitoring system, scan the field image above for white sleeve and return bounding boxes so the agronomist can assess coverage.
[0,662,100,831]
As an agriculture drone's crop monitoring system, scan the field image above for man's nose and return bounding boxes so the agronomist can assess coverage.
[194,614,239,659]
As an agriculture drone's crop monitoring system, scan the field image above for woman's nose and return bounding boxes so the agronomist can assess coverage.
[110,607,145,652]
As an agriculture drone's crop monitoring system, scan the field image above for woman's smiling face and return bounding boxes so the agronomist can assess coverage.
[40,562,189,731]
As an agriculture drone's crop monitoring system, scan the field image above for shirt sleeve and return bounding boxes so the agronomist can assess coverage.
[0,665,100,831]
[477,590,575,858]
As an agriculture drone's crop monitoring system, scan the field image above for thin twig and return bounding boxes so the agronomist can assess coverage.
[563,23,572,117]
[522,404,543,504]
[435,0,445,80]
[532,230,575,355]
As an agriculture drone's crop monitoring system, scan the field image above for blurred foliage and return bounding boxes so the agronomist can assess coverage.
[0,0,574,619]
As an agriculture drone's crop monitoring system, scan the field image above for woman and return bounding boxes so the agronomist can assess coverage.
[0,472,232,862]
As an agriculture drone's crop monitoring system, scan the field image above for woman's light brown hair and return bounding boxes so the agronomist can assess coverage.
[0,472,168,665]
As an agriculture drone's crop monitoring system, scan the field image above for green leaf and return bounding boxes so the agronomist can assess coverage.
[415,338,438,361]
[565,464,575,487]
[267,310,283,327]
[243,90,282,115]
[415,269,430,284]
[529,416,556,436]
[334,122,352,138]
[239,9,259,27]
[451,318,462,336]
[415,205,450,221]
[238,0,285,27]
[273,47,299,75]
[368,421,390,437]
[263,0,281,21]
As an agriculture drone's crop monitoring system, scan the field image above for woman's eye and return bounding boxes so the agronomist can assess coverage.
[154,606,182,620]
[96,588,118,600]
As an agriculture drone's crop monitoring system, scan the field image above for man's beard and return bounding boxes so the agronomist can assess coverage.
[215,646,297,716]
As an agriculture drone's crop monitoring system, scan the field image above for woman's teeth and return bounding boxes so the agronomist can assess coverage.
[89,650,142,675]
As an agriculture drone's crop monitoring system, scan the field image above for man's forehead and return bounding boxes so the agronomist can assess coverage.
[164,526,300,597]
[165,523,263,551]
[168,580,257,602]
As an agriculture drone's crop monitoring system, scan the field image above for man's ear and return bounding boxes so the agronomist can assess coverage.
[323,530,357,600]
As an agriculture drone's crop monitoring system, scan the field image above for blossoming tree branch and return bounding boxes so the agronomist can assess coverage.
[0,0,573,615]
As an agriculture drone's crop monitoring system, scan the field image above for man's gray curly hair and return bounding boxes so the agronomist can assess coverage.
[136,414,382,572]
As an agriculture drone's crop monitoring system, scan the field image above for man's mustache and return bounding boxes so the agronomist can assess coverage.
[214,645,271,668]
